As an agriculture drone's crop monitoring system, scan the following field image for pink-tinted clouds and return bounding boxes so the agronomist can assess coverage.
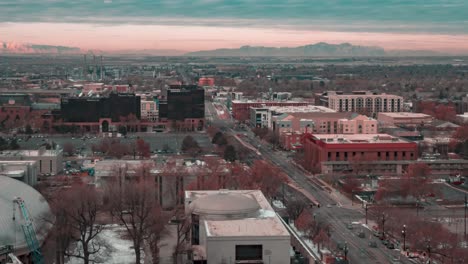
[1,22,468,54]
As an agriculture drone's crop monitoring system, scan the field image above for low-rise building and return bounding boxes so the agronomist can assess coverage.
[315,91,404,115]
[377,112,433,127]
[250,105,335,129]
[0,148,63,175]
[274,113,378,150]
[0,160,38,186]
[140,99,158,122]
[185,190,290,264]
[303,133,417,173]
[232,100,310,121]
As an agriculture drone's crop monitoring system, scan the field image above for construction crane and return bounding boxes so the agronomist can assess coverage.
[12,197,44,264]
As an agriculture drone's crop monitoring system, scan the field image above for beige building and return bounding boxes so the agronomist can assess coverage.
[273,112,378,150]
[316,91,403,114]
[0,148,62,175]
[140,99,158,122]
[0,160,38,186]
[378,112,433,127]
[185,190,290,264]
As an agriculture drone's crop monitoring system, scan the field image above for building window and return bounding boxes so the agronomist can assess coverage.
[50,160,53,173]
[236,245,263,261]
[403,152,406,157]
[328,152,331,161]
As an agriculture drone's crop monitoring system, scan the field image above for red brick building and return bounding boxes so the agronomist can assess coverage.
[232,101,310,121]
[198,77,215,87]
[303,134,418,173]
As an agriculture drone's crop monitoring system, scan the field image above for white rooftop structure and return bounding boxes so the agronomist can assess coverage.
[0,148,62,175]
[0,176,52,258]
[0,160,38,186]
[314,133,408,144]
[268,105,336,114]
[185,190,290,264]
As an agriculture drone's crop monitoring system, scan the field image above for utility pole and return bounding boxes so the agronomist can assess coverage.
[464,194,467,238]
[382,213,386,239]
[365,203,368,225]
[402,224,406,252]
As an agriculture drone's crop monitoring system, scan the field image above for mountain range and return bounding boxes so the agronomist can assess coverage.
[1,42,82,54]
[185,42,389,57]
[1,41,444,56]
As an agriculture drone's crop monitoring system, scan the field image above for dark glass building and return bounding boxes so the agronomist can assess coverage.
[163,85,204,120]
[60,93,141,122]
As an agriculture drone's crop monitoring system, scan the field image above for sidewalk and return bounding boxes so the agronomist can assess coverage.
[314,176,362,210]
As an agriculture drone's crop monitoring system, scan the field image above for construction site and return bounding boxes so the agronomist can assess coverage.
[0,176,52,264]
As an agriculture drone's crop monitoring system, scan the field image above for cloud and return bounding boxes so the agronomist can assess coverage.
[0,0,467,34]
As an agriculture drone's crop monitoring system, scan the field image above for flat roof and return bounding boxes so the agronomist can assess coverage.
[186,190,289,238]
[379,112,432,118]
[314,133,408,144]
[0,149,61,157]
[232,100,307,104]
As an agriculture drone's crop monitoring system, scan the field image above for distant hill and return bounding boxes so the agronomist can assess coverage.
[185,42,387,57]
[1,42,81,54]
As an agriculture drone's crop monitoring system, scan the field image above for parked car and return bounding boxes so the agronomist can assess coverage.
[387,243,395,249]
[369,241,378,248]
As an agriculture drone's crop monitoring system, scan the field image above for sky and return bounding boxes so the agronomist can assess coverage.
[0,0,468,53]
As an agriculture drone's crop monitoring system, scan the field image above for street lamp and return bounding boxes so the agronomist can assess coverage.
[402,225,406,252]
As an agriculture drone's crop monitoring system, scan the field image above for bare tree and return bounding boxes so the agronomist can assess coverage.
[49,185,107,264]
[285,197,308,221]
[106,177,166,264]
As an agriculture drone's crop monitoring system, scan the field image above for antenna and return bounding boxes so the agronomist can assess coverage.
[100,55,104,80]
[93,55,97,81]
[83,54,87,80]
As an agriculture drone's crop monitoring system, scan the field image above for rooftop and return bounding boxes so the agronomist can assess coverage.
[268,105,335,114]
[378,112,432,118]
[186,190,289,238]
[275,112,354,121]
[232,99,307,104]
[313,133,408,144]
[0,149,61,157]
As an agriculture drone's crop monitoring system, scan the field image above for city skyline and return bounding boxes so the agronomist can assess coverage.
[1,0,468,54]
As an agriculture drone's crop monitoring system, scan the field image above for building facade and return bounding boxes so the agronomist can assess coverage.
[0,148,63,175]
[274,113,378,150]
[232,100,310,121]
[315,91,403,115]
[377,112,433,127]
[140,99,158,122]
[303,134,418,173]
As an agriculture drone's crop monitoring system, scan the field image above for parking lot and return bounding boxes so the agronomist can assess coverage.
[16,132,214,155]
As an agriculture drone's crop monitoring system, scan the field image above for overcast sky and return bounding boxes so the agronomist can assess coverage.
[1,0,467,52]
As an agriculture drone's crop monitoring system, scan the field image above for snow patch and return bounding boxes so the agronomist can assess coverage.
[66,224,144,264]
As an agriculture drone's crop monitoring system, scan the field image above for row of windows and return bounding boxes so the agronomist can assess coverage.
[327,151,414,161]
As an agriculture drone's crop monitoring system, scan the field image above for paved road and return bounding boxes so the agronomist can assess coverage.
[203,101,412,264]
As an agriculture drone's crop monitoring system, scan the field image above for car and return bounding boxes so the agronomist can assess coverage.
[387,243,395,249]
[382,240,389,246]
[368,241,377,248]
[346,223,354,230]
[357,231,365,238]
[327,204,332,208]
